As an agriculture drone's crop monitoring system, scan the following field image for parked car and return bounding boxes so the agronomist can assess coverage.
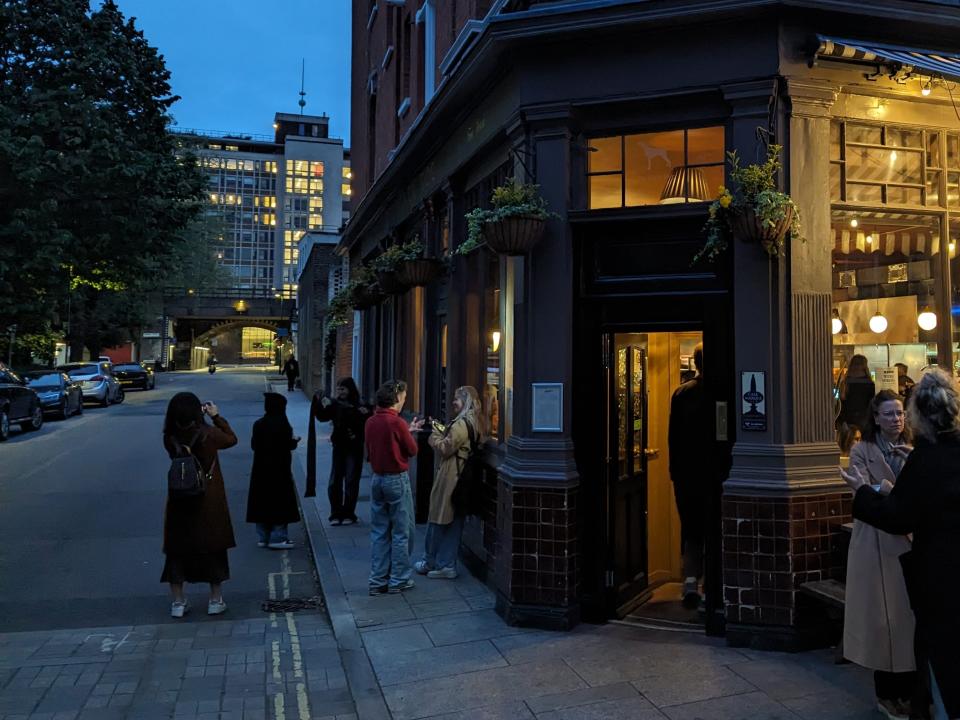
[24,371,84,419]
[112,362,155,390]
[57,362,124,406]
[0,362,43,440]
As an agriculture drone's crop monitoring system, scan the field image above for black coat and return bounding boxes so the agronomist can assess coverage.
[246,413,300,525]
[852,433,960,717]
[283,358,299,379]
[838,377,876,431]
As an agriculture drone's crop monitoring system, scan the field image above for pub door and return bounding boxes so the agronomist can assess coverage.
[604,334,649,615]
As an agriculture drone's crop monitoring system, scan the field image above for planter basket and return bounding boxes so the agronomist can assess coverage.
[482,214,546,255]
[376,270,408,295]
[729,206,794,255]
[351,284,384,310]
[396,258,447,287]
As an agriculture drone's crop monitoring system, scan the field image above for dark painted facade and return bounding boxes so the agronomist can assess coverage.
[343,0,960,648]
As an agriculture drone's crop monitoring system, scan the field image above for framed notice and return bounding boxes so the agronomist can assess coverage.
[532,383,563,432]
[741,371,767,431]
[876,367,898,394]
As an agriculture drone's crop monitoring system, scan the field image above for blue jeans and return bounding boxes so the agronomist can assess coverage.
[369,472,413,589]
[931,663,949,720]
[423,516,464,570]
[256,523,288,544]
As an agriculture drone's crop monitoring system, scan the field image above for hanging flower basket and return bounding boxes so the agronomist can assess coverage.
[396,258,447,287]
[728,205,795,255]
[351,283,384,310]
[482,214,547,255]
[376,270,407,295]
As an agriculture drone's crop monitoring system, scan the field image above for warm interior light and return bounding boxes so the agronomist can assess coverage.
[921,81,932,97]
[850,218,859,228]
[869,310,888,334]
[491,331,501,353]
[918,307,938,331]
[950,241,956,253]
[831,308,844,335]
[866,234,874,244]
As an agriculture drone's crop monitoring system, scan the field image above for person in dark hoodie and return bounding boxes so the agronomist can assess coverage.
[246,393,301,549]
[307,378,369,525]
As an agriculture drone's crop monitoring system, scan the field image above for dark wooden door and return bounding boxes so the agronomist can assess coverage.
[605,335,649,614]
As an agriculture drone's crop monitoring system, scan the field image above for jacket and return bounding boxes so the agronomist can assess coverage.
[852,433,960,718]
[844,439,915,672]
[365,407,418,474]
[668,375,713,484]
[246,411,300,525]
[427,414,476,525]
[163,415,238,555]
[838,377,876,430]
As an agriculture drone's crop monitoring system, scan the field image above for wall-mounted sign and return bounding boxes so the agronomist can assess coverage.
[741,371,767,431]
[876,366,898,394]
[532,382,563,432]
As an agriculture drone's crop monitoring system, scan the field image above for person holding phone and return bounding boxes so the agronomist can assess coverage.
[845,389,917,719]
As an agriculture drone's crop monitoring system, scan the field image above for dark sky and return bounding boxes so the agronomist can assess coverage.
[111,1,352,144]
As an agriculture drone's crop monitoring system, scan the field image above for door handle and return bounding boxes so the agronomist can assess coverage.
[644,448,660,459]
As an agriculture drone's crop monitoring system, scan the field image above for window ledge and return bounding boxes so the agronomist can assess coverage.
[397,97,411,119]
[381,45,394,70]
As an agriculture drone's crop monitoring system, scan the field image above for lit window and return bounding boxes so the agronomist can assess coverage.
[310,161,324,177]
[209,144,222,150]
[226,145,239,152]
[342,167,352,179]
[342,183,352,196]
[309,197,323,210]
[308,214,323,229]
[309,179,324,193]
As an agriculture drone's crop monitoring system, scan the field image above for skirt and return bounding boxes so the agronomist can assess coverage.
[160,550,230,584]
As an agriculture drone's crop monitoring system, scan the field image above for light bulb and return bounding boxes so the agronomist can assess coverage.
[866,234,874,244]
[832,317,843,335]
[890,150,898,163]
[918,308,938,331]
[950,241,956,253]
[850,218,859,228]
[869,311,888,334]
[922,81,932,97]
[491,331,501,353]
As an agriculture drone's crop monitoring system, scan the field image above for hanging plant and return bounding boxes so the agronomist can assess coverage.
[326,286,353,327]
[347,265,384,310]
[695,144,803,263]
[456,179,558,256]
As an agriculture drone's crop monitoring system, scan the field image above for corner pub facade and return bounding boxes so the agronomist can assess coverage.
[340,0,960,648]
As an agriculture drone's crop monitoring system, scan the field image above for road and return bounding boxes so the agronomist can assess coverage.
[0,365,319,632]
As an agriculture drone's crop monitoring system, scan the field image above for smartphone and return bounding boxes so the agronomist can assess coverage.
[431,419,446,434]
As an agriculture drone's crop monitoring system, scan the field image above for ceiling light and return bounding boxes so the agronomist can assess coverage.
[918,307,938,331]
[831,308,844,335]
[869,310,888,334]
[850,218,859,228]
[866,234,874,244]
[921,81,932,97]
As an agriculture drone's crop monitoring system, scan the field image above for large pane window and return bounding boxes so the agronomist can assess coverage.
[587,126,724,209]
[484,252,501,442]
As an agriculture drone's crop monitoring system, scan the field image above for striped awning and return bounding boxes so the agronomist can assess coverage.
[816,35,960,82]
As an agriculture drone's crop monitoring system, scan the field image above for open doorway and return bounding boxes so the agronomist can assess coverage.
[605,330,705,628]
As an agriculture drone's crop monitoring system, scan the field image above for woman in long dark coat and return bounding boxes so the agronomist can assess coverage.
[247,393,300,548]
[162,392,238,618]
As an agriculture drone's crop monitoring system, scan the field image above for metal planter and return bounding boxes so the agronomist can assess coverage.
[482,214,546,255]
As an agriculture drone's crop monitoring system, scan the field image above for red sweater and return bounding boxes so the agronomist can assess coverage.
[365,407,418,474]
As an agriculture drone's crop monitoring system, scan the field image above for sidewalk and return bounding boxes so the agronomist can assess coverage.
[283,388,878,720]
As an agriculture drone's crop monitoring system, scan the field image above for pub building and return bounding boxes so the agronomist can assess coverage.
[340,0,960,648]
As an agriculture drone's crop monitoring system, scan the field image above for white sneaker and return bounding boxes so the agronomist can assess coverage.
[427,567,457,579]
[170,601,188,618]
[414,560,430,575]
[207,599,227,615]
[268,540,295,549]
[257,541,266,548]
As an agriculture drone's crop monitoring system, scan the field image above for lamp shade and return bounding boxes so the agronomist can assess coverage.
[869,311,888,334]
[659,167,710,204]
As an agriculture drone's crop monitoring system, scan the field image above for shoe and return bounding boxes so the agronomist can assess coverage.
[368,585,388,596]
[330,518,342,526]
[343,514,359,525]
[427,567,457,579]
[268,540,295,549]
[681,577,700,608]
[207,599,227,616]
[170,601,188,619]
[876,698,909,720]
[387,579,415,594]
[414,560,430,575]
[257,541,266,548]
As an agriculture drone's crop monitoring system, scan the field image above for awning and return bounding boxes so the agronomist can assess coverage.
[815,35,960,83]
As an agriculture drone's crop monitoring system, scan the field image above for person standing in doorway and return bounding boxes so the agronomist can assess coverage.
[668,343,713,608]
[246,393,301,550]
[365,380,423,595]
[282,355,300,392]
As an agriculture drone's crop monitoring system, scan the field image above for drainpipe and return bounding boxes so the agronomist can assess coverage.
[416,0,436,101]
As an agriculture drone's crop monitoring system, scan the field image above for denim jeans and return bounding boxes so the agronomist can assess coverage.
[931,663,948,720]
[423,516,464,570]
[369,472,413,589]
[256,523,288,544]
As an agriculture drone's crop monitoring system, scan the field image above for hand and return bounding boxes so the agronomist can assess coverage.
[203,402,219,417]
[358,406,369,415]
[409,416,425,432]
[839,464,868,491]
[320,397,332,408]
[891,444,913,459]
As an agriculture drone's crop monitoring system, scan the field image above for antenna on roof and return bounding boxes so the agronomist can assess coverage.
[298,59,307,114]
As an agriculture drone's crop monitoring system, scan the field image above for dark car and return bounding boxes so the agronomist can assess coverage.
[0,362,43,441]
[24,371,84,419]
[112,362,155,390]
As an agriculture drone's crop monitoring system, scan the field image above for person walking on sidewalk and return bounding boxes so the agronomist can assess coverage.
[162,393,238,618]
[246,392,301,550]
[309,378,369,525]
[283,355,300,392]
[365,380,423,595]
[415,386,484,580]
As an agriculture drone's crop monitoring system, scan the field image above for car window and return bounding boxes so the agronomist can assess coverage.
[63,365,98,377]
[27,373,62,389]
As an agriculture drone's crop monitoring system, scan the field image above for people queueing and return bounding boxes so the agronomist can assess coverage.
[844,390,918,719]
[667,343,713,608]
[837,354,875,432]
[282,355,300,392]
[161,392,238,618]
[246,392,301,550]
[364,380,423,595]
[415,386,484,580]
[841,370,960,720]
[310,378,370,525]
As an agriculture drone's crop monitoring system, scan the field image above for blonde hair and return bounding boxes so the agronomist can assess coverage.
[454,385,486,441]
[908,368,960,443]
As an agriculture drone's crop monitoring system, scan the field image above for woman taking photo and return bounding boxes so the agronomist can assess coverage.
[841,370,960,720]
[162,393,238,618]
[415,386,484,579]
[845,390,916,719]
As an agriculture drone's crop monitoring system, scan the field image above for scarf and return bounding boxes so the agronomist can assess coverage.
[875,434,907,478]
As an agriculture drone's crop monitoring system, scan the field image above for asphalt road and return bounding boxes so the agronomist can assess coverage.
[0,365,319,632]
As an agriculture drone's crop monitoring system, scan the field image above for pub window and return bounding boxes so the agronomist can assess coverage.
[484,252,502,442]
[587,126,724,209]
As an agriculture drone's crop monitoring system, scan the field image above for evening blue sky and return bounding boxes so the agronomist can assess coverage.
[112,0,352,143]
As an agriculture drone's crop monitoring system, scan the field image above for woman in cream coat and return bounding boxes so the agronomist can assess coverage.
[414,386,483,580]
[845,389,916,720]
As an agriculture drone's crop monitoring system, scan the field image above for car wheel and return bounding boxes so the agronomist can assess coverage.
[22,405,43,432]
[75,398,83,416]
[101,392,109,407]
[115,388,124,404]
[0,409,9,441]
[58,398,68,420]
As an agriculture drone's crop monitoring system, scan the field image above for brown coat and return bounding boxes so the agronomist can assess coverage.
[163,415,238,555]
[843,439,915,672]
[427,415,474,525]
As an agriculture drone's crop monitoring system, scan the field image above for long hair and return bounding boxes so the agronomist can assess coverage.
[860,389,908,443]
[453,385,485,442]
[908,368,960,443]
[163,392,205,437]
[840,354,870,399]
[337,377,361,405]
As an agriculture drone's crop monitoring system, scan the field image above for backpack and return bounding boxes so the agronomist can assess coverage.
[167,432,214,498]
[451,421,483,517]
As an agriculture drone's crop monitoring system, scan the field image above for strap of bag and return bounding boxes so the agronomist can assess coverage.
[172,430,216,475]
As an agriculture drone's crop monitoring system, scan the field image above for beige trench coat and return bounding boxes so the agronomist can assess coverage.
[843,440,916,672]
[427,415,474,525]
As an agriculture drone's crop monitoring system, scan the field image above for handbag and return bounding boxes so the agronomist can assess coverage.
[167,432,215,498]
[451,421,483,516]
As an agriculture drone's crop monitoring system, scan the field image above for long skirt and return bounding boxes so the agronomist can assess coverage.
[160,550,230,584]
